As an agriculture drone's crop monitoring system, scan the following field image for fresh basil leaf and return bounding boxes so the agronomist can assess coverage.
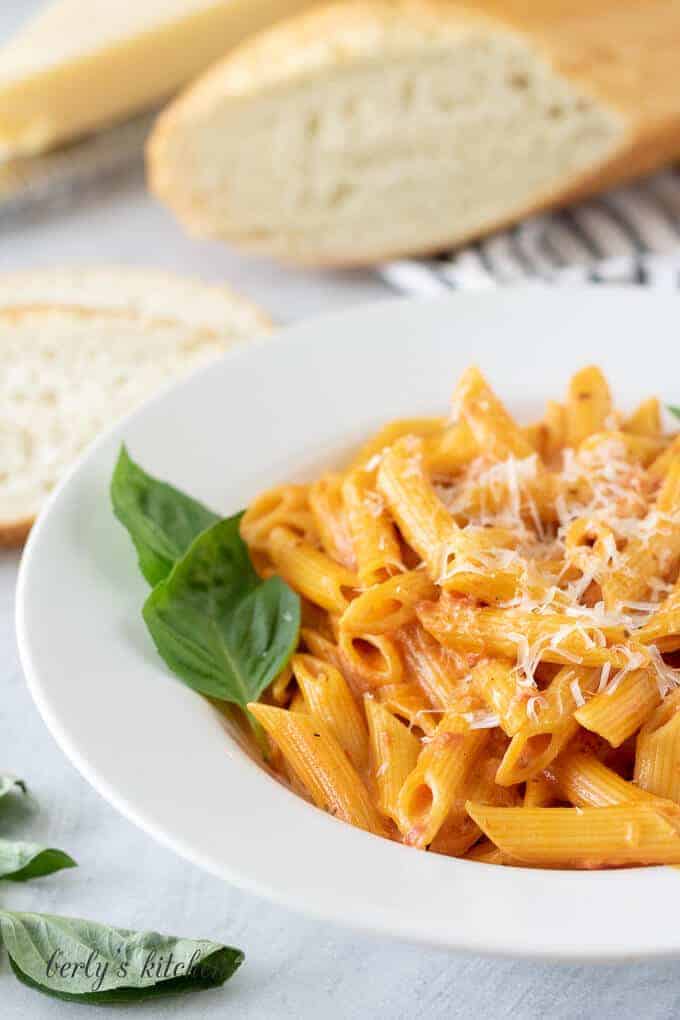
[668,405,680,421]
[0,775,26,801]
[143,514,300,707]
[0,911,243,1004]
[111,445,219,586]
[0,840,76,882]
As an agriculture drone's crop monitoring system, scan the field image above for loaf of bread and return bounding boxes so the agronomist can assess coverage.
[0,268,270,546]
[148,0,680,266]
[0,0,322,158]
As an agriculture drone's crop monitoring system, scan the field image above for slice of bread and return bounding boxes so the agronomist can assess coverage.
[148,0,680,266]
[0,266,271,337]
[0,269,271,547]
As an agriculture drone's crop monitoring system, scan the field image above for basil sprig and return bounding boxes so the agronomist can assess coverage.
[143,515,300,707]
[0,912,243,1004]
[112,447,300,715]
[111,445,219,585]
[668,405,680,420]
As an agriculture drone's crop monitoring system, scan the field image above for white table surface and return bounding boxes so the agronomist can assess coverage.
[4,3,680,1017]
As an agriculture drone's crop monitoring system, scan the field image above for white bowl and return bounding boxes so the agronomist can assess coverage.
[17,288,680,960]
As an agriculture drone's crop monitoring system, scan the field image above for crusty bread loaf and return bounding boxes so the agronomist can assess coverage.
[148,0,680,266]
[0,269,271,547]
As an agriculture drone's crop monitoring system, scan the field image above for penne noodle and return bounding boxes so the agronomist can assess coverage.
[635,689,680,805]
[466,802,680,868]
[565,365,613,448]
[451,365,534,460]
[418,592,627,670]
[308,473,356,570]
[602,460,680,610]
[342,467,403,586]
[376,682,440,737]
[398,622,473,710]
[495,666,600,786]
[551,749,654,808]
[293,654,368,772]
[336,631,404,690]
[268,526,359,614]
[472,658,533,737]
[623,396,661,437]
[241,484,316,551]
[248,704,384,835]
[340,569,436,635]
[365,697,421,824]
[636,581,680,652]
[397,712,488,848]
[523,773,559,808]
[423,420,478,474]
[270,662,295,706]
[351,417,446,471]
[575,666,661,748]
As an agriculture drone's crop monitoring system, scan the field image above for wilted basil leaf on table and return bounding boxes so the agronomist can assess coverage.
[111,445,218,586]
[143,514,300,708]
[0,911,243,1004]
[0,840,76,882]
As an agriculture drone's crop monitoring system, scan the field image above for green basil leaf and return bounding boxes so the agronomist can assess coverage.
[0,775,26,801]
[0,840,76,882]
[0,911,243,1004]
[143,515,300,707]
[668,405,680,421]
[111,445,219,586]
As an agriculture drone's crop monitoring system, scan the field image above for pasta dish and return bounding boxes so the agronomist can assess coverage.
[241,365,680,869]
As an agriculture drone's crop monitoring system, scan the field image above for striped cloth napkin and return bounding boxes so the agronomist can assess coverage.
[379,168,680,294]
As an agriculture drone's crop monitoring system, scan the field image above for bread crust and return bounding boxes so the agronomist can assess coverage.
[148,0,680,266]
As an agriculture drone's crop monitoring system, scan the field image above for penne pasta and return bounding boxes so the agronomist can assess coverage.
[602,460,680,610]
[241,484,316,551]
[635,689,680,805]
[418,592,627,670]
[398,623,473,710]
[575,666,661,748]
[451,365,534,460]
[495,666,600,786]
[248,704,384,835]
[376,682,440,737]
[623,396,661,437]
[233,365,680,869]
[551,749,652,808]
[565,365,613,448]
[293,654,368,771]
[308,474,356,570]
[267,526,359,614]
[342,466,403,586]
[350,417,446,471]
[466,802,680,868]
[365,697,421,825]
[397,712,488,848]
[340,569,436,635]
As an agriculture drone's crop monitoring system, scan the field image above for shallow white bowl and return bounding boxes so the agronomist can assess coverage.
[16,288,680,961]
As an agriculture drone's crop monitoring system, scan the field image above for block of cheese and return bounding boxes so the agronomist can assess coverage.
[149,0,680,266]
[0,0,321,158]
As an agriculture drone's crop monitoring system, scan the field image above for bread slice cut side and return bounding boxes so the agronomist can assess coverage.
[0,304,256,546]
[149,3,625,265]
[0,266,271,337]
